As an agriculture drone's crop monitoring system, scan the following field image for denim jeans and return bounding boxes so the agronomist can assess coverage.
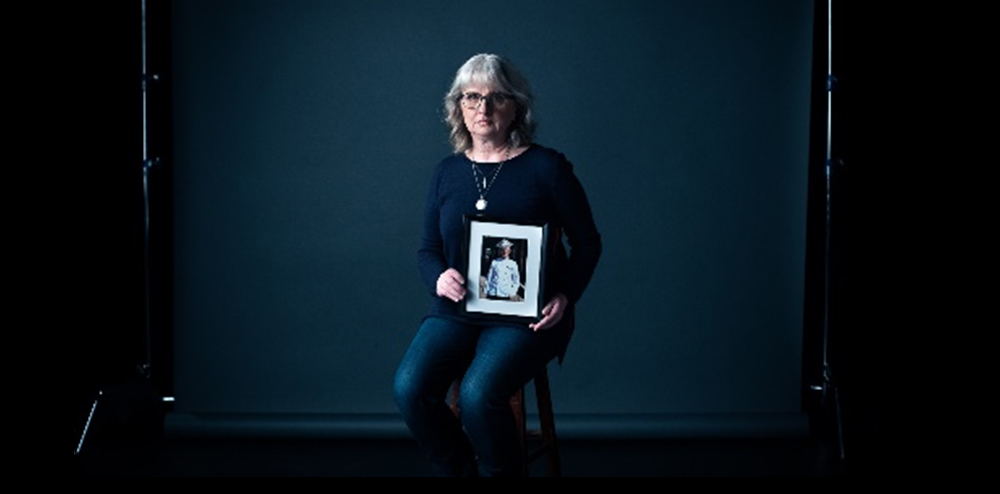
[393,316,561,477]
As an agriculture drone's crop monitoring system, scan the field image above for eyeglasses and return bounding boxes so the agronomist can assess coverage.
[460,91,513,110]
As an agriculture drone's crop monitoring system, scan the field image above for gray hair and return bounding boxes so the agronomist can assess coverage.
[443,54,537,153]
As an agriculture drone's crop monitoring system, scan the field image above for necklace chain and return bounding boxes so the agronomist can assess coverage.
[471,146,511,210]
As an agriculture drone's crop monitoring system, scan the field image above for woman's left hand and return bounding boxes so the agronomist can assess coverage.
[529,293,569,332]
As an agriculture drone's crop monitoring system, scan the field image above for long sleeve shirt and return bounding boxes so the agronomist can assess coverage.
[417,144,602,360]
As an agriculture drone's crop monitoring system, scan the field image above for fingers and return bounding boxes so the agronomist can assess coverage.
[531,293,570,331]
[446,269,466,286]
[437,269,466,302]
[442,285,466,303]
[530,300,563,332]
[546,297,563,315]
[530,306,549,331]
[439,281,465,302]
[530,313,558,331]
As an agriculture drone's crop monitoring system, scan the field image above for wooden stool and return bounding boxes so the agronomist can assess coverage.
[449,366,562,477]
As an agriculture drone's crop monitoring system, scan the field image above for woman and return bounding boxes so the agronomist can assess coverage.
[485,239,521,300]
[393,53,602,477]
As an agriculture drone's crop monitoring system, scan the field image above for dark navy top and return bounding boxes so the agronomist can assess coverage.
[417,144,602,360]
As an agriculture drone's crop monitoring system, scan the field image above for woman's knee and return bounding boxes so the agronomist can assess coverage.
[457,376,511,418]
[393,363,421,411]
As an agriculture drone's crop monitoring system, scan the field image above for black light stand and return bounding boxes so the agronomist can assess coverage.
[74,0,170,457]
[139,0,161,383]
[808,0,845,464]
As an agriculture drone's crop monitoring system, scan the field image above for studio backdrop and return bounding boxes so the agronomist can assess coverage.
[166,0,817,438]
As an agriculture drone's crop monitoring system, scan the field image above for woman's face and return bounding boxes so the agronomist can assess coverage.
[461,84,517,144]
[502,246,512,258]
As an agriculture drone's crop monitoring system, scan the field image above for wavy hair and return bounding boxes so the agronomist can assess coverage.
[443,54,537,153]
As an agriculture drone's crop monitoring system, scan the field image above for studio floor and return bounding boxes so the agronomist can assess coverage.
[73,432,854,477]
[68,381,897,477]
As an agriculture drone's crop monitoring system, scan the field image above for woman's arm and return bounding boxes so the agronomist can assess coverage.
[417,162,452,296]
[531,153,602,331]
[551,154,603,305]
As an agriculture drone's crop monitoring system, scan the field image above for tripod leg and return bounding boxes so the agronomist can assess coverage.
[832,380,845,460]
[75,391,102,456]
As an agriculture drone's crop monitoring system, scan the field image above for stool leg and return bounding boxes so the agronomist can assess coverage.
[534,369,562,477]
[449,379,461,417]
[510,388,528,476]
[454,373,555,477]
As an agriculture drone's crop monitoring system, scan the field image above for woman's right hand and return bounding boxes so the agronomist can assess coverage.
[436,268,467,303]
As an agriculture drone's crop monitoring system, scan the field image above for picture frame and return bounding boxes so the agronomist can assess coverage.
[461,215,549,324]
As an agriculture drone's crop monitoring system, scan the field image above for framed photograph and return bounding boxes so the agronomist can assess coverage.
[461,215,549,324]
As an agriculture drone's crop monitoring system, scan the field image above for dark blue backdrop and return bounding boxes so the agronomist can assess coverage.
[167,0,816,438]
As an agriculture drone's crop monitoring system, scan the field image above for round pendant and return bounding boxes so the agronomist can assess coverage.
[476,199,487,211]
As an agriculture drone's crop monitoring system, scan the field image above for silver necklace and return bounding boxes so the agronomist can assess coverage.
[470,147,511,211]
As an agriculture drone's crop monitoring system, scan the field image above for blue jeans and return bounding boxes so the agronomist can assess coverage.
[393,316,561,477]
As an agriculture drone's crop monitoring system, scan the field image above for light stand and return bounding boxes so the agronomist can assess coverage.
[75,0,170,456]
[140,0,161,381]
[808,0,845,463]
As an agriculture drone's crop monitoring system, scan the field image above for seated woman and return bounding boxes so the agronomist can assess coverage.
[393,53,602,477]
